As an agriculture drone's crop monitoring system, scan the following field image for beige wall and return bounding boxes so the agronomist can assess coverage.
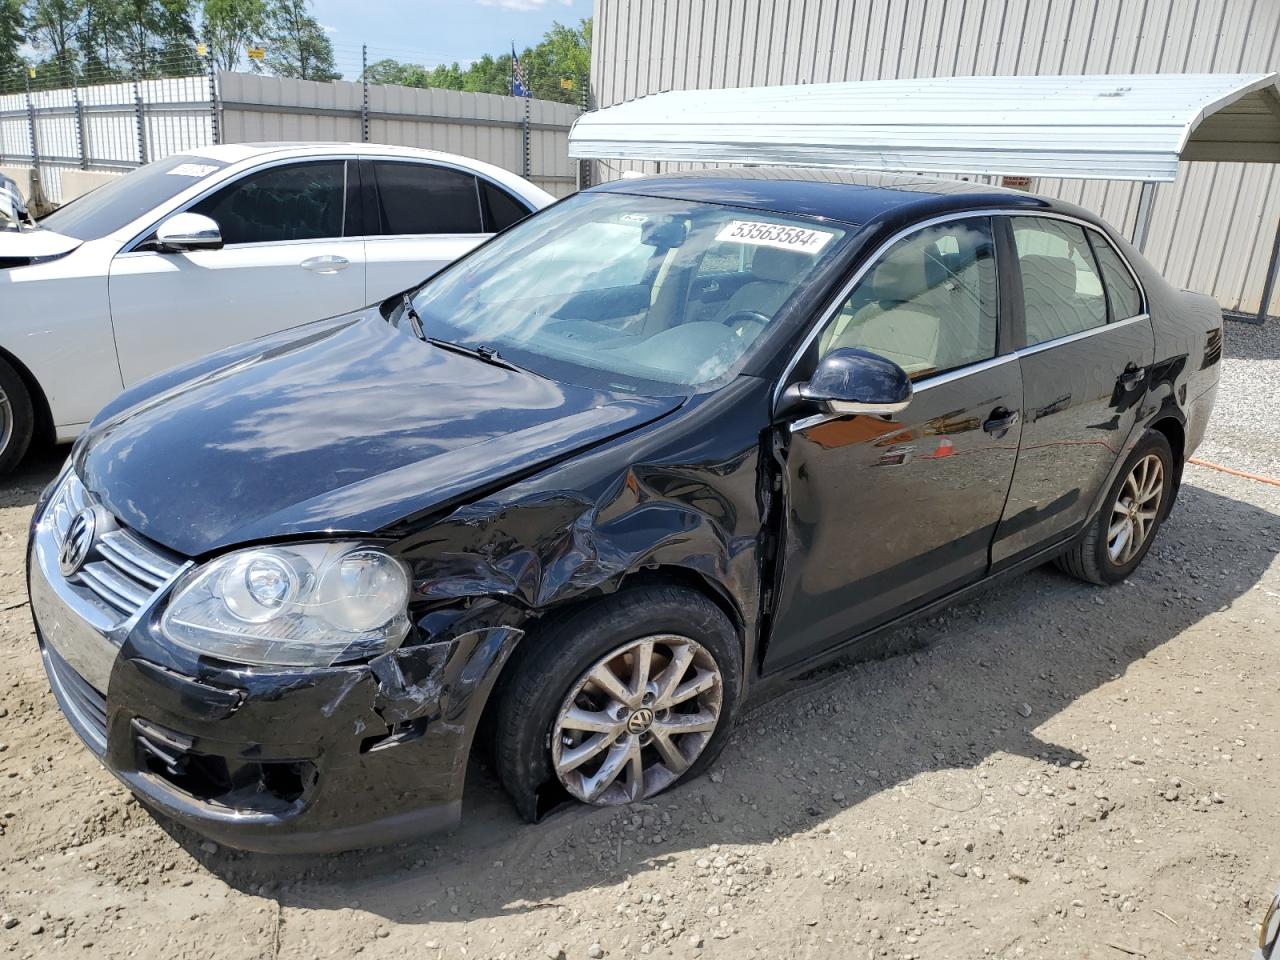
[591,0,1280,316]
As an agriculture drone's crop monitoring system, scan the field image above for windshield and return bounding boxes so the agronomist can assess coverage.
[40,154,229,241]
[411,192,849,393]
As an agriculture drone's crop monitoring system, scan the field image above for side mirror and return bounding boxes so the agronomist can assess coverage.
[781,347,912,419]
[153,212,222,252]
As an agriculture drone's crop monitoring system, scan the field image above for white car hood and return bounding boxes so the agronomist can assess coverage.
[0,228,82,259]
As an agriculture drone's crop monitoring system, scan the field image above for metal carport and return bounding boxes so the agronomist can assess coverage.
[568,73,1280,321]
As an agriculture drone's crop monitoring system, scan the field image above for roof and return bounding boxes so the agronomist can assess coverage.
[569,73,1280,182]
[589,168,1053,226]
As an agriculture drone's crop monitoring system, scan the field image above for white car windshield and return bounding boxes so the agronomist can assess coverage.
[39,154,228,241]
[411,192,849,392]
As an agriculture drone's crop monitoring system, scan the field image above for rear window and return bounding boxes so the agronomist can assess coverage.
[40,154,228,241]
[480,180,531,232]
[370,161,483,235]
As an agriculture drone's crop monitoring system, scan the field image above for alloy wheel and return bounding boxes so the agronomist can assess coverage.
[1107,452,1164,565]
[0,387,12,460]
[551,634,723,805]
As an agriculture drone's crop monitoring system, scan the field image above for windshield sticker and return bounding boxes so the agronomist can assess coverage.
[714,220,836,253]
[166,163,220,178]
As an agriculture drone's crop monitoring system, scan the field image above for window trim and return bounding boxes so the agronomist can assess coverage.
[119,154,359,255]
[774,207,1150,412]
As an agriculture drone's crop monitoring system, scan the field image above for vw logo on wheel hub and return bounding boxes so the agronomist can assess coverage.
[626,707,655,735]
[58,507,98,578]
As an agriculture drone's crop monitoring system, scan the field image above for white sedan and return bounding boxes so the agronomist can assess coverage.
[0,143,554,472]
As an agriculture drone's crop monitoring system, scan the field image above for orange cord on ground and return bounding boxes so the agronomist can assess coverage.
[1188,457,1280,488]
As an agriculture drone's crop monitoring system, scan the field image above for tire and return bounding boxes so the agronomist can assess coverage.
[0,357,35,476]
[493,585,742,822]
[1055,429,1174,586]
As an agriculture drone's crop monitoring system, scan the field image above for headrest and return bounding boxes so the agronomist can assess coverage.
[750,245,814,283]
[1020,255,1077,297]
[868,248,929,303]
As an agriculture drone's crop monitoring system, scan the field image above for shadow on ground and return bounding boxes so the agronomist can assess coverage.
[127,478,1273,925]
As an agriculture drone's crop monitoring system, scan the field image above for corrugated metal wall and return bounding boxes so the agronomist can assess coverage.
[590,0,1280,315]
[220,73,581,198]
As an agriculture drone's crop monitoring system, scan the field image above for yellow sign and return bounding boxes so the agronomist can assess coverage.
[560,77,575,90]
[196,43,208,57]
[27,66,35,78]
[247,46,266,61]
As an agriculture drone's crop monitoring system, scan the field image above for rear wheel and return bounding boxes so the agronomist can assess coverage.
[0,358,35,475]
[493,586,741,820]
[1056,430,1174,585]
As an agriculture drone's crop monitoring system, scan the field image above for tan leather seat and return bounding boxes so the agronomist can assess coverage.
[712,246,816,324]
[1020,254,1088,342]
[821,249,942,375]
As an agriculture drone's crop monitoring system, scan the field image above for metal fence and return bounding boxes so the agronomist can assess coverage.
[0,68,580,206]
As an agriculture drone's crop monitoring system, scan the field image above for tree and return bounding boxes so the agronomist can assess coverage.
[260,0,336,81]
[25,0,79,81]
[110,0,198,76]
[520,18,590,102]
[357,19,591,104]
[200,0,264,71]
[0,0,26,82]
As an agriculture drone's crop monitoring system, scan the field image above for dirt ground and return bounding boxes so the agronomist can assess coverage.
[2,325,1280,960]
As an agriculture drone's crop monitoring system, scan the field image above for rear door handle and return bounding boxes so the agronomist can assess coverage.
[1118,363,1146,390]
[982,406,1019,437]
[300,255,350,273]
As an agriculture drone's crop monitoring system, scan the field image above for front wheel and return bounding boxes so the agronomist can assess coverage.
[492,586,741,820]
[0,358,35,475]
[1056,429,1174,585]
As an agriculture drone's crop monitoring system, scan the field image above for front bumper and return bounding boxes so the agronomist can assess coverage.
[29,480,522,853]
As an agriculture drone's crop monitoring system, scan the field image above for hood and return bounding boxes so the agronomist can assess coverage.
[78,313,682,556]
[0,227,81,261]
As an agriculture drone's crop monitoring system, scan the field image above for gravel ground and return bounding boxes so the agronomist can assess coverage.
[1,321,1279,960]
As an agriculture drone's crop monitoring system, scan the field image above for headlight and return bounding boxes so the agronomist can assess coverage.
[160,542,411,667]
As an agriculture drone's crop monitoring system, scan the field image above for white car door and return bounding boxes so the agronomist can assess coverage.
[107,158,366,387]
[360,159,532,302]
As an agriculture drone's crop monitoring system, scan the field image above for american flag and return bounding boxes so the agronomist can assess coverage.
[511,45,530,98]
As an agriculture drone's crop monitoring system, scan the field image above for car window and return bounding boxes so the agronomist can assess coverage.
[39,153,229,241]
[1089,232,1143,320]
[817,218,998,380]
[370,161,482,235]
[479,180,531,232]
[190,161,346,245]
[412,192,849,392]
[516,220,654,293]
[1012,217,1108,346]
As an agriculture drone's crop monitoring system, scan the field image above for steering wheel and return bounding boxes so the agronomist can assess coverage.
[719,309,771,329]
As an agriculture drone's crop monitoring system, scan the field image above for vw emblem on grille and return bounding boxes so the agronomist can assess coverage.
[59,507,97,578]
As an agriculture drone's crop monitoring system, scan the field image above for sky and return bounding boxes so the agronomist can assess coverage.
[311,0,594,78]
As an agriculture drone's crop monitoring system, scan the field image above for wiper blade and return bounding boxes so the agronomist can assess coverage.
[400,293,426,341]
[423,337,530,374]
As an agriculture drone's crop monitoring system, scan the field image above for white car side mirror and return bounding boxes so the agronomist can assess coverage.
[154,212,223,252]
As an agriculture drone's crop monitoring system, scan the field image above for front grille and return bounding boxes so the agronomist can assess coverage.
[45,642,108,748]
[47,473,184,624]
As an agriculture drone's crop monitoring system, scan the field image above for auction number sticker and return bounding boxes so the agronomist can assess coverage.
[166,163,221,178]
[714,220,835,253]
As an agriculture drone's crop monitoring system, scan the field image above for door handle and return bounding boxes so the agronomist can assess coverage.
[1118,363,1146,391]
[982,406,1019,437]
[300,255,350,273]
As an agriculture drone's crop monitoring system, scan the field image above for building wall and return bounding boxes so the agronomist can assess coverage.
[590,0,1280,316]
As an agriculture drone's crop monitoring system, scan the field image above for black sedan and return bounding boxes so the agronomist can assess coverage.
[28,170,1223,852]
